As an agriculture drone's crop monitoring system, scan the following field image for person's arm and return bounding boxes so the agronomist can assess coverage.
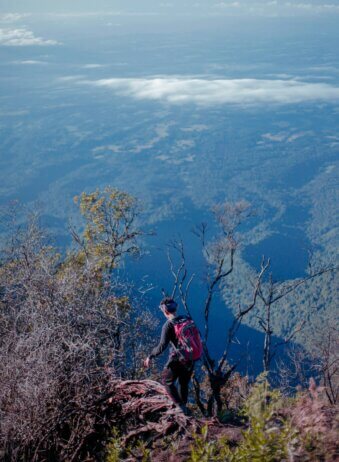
[149,321,172,359]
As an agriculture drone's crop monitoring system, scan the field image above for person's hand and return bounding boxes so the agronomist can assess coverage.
[143,357,151,368]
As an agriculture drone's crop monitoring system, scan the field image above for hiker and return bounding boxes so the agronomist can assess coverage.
[144,297,202,414]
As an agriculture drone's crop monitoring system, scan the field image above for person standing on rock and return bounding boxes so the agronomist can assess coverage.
[144,297,203,414]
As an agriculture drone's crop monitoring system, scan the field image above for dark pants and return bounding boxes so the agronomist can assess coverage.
[162,360,193,405]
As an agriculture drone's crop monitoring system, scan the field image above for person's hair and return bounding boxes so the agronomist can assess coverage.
[160,297,177,313]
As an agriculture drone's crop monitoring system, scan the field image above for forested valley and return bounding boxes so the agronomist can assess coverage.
[0,188,337,461]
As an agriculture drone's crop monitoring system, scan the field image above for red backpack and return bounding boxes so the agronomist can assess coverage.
[173,317,203,363]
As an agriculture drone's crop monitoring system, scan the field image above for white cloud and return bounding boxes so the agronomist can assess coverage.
[13,59,47,65]
[45,11,160,19]
[0,28,59,46]
[45,12,120,18]
[284,2,339,11]
[261,130,311,143]
[81,77,339,106]
[0,13,29,23]
[82,64,106,69]
[0,110,29,117]
[262,132,286,142]
[59,75,86,82]
[215,2,242,8]
[212,1,339,15]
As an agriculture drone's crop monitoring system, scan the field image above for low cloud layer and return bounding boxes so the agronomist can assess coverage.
[12,59,47,64]
[0,13,29,23]
[82,77,339,105]
[1,2,339,18]
[82,64,106,69]
[213,1,339,14]
[0,28,59,46]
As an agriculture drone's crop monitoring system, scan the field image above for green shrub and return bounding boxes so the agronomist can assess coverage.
[106,429,123,462]
[106,429,151,462]
[190,374,296,462]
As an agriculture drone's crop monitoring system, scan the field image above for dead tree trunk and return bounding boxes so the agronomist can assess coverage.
[106,379,197,446]
[166,202,265,417]
[257,259,337,374]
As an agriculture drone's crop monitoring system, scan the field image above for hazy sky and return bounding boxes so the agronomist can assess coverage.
[1,0,339,16]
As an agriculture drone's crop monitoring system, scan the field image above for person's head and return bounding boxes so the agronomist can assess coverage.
[159,297,177,319]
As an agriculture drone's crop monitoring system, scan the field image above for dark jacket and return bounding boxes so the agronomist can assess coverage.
[149,315,188,363]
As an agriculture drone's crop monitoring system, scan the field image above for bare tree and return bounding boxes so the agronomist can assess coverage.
[277,323,338,405]
[311,324,338,405]
[166,201,264,416]
[255,258,337,373]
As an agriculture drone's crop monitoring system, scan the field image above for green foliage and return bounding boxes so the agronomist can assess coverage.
[189,426,233,462]
[133,441,152,462]
[222,255,338,357]
[106,429,123,462]
[190,426,222,461]
[105,429,151,462]
[73,187,141,273]
[189,375,295,462]
[236,374,295,461]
